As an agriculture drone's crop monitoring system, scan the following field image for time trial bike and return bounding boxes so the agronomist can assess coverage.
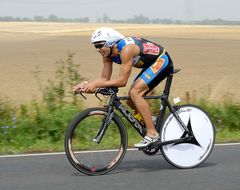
[64,69,215,176]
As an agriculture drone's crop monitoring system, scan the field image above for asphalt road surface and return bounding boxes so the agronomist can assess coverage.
[0,144,240,190]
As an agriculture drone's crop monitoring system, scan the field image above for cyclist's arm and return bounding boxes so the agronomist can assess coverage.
[101,57,113,81]
[76,45,138,92]
[72,58,112,93]
[94,45,137,88]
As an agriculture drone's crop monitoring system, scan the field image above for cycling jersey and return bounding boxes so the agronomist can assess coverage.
[111,36,174,91]
[111,36,165,68]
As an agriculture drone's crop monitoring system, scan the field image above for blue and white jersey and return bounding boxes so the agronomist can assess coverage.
[110,36,165,68]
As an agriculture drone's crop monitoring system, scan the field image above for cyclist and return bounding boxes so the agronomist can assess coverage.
[73,27,174,148]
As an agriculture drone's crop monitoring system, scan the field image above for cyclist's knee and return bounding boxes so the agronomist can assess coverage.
[129,87,143,100]
[129,87,137,99]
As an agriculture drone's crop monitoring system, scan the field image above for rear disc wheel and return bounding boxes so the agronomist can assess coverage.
[160,104,215,168]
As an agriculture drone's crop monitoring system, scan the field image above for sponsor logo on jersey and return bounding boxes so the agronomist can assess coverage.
[150,57,165,73]
[144,73,151,79]
[143,42,160,55]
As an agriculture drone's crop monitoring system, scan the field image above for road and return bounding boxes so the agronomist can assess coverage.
[0,144,240,190]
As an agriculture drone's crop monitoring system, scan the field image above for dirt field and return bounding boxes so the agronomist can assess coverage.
[0,22,239,106]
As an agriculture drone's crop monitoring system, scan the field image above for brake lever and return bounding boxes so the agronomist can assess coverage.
[74,91,87,99]
[80,93,87,100]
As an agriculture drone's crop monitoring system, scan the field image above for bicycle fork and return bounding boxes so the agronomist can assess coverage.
[93,107,114,144]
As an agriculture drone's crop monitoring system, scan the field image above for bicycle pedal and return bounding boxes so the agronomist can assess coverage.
[138,141,160,151]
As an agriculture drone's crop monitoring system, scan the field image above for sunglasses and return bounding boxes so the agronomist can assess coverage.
[94,42,105,49]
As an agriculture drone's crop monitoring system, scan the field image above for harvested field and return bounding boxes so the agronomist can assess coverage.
[0,22,239,106]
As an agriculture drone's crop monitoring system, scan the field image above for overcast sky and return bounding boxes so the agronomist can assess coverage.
[0,0,240,21]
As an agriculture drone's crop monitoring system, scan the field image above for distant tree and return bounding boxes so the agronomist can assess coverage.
[132,14,150,24]
[0,13,239,25]
[103,13,110,23]
[82,17,90,22]
[22,18,32,22]
[0,16,13,21]
[48,14,58,22]
[34,16,45,22]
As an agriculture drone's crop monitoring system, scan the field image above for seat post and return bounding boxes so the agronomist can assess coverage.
[163,69,180,97]
[163,74,173,97]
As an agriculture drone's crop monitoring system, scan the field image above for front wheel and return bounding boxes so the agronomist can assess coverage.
[160,104,215,169]
[64,107,128,175]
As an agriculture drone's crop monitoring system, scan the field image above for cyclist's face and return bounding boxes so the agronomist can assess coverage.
[94,43,111,58]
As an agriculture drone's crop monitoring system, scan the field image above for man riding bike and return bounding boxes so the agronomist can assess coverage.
[73,27,174,148]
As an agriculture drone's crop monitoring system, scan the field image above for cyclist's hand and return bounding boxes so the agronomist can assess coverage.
[73,81,88,94]
[73,81,96,94]
[82,82,97,93]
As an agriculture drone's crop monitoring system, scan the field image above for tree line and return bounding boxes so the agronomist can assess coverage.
[0,14,239,25]
[0,14,89,23]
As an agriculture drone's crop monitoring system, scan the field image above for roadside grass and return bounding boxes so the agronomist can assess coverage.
[216,129,240,143]
[0,54,240,154]
[1,95,240,154]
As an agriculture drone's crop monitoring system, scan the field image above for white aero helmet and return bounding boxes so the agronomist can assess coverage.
[90,27,125,47]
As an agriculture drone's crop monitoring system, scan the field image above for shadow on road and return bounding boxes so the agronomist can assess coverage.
[112,157,217,175]
[70,152,217,176]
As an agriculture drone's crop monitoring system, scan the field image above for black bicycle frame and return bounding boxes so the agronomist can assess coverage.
[113,73,181,137]
[94,70,191,146]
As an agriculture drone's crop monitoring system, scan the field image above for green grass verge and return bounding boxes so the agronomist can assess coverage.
[0,53,239,154]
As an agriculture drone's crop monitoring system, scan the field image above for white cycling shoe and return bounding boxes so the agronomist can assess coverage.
[134,135,160,148]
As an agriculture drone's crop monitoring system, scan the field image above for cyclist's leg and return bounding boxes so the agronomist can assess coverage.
[126,68,156,112]
[126,69,145,112]
[129,79,157,137]
[128,51,174,111]
[130,51,173,147]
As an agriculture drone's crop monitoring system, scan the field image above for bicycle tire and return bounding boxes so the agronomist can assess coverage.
[160,104,215,169]
[64,107,128,175]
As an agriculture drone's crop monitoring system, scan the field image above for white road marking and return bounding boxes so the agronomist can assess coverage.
[0,143,240,158]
